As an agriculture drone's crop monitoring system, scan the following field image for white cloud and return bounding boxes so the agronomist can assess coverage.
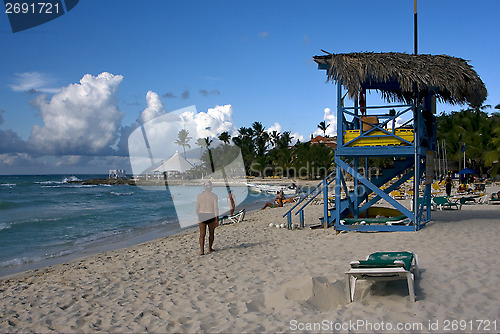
[0,153,46,175]
[266,122,282,134]
[0,128,27,153]
[128,104,238,174]
[264,122,304,145]
[179,104,236,140]
[55,155,82,167]
[291,132,305,144]
[9,71,60,94]
[0,109,29,153]
[29,72,124,155]
[313,107,337,137]
[137,91,167,124]
[387,116,404,129]
[0,153,34,166]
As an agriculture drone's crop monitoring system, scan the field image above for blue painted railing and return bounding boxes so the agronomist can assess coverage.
[282,170,336,229]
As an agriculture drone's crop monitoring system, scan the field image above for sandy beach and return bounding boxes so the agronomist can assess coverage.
[1,188,499,333]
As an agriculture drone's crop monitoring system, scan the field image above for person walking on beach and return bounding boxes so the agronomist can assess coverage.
[445,173,453,197]
[196,180,219,255]
[227,190,236,215]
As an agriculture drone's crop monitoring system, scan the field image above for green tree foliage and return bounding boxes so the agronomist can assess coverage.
[218,131,231,144]
[232,127,255,174]
[200,142,240,174]
[436,105,500,175]
[483,125,500,176]
[291,142,334,179]
[195,137,206,155]
[175,129,192,158]
[317,121,329,137]
[230,122,335,179]
[266,131,293,177]
[252,122,269,156]
[269,130,280,148]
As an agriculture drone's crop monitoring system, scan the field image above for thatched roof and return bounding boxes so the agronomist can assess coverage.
[313,52,487,107]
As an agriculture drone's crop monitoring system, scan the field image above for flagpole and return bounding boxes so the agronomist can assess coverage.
[463,146,466,169]
[437,140,441,178]
[442,140,447,173]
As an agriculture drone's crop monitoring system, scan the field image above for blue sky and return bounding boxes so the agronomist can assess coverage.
[0,0,499,174]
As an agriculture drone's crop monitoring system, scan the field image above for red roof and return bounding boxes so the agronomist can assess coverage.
[309,135,337,149]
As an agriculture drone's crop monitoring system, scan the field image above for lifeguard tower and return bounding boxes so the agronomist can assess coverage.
[284,52,486,231]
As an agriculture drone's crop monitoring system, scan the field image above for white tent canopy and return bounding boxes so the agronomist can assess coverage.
[153,151,194,173]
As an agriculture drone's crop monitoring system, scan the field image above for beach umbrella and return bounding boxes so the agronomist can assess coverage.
[457,168,477,175]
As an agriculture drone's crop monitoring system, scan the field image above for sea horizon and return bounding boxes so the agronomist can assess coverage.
[0,174,273,278]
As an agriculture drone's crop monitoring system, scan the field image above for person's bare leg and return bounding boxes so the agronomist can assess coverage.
[261,202,272,210]
[199,223,206,255]
[208,220,216,252]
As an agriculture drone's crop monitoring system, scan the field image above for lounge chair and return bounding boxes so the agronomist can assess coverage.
[432,196,461,210]
[458,196,478,205]
[346,251,419,302]
[488,193,500,205]
[488,198,500,204]
[218,209,246,225]
[476,194,488,204]
[390,190,406,200]
[431,182,444,196]
[417,197,435,211]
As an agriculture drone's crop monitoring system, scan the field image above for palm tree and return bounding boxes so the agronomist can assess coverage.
[252,121,269,156]
[175,129,192,158]
[278,131,293,149]
[437,104,498,175]
[195,137,206,155]
[251,122,265,136]
[270,130,280,148]
[232,127,256,174]
[204,137,215,172]
[483,116,500,176]
[318,121,329,137]
[268,131,294,177]
[218,131,231,145]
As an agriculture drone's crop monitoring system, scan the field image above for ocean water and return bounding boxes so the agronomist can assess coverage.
[0,175,273,277]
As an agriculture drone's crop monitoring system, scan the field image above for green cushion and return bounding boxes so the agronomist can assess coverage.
[432,196,449,204]
[357,251,414,271]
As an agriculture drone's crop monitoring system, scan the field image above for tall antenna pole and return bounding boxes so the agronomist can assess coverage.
[443,140,448,173]
[437,141,441,178]
[414,0,418,54]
